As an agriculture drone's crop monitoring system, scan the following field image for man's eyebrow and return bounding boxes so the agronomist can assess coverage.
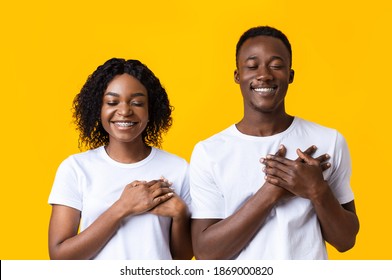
[270,55,285,61]
[245,55,285,62]
[245,55,258,62]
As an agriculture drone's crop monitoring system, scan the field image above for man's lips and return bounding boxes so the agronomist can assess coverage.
[252,87,276,93]
[250,84,277,95]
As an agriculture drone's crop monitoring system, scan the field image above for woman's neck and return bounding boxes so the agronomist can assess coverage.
[104,140,151,164]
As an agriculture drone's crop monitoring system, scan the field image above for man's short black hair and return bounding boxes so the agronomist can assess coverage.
[236,26,292,67]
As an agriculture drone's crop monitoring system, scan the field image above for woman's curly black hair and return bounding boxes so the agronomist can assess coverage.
[72,58,173,150]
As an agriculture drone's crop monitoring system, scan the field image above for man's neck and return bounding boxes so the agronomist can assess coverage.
[236,113,294,137]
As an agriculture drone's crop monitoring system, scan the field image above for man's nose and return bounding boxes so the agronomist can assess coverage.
[256,66,273,81]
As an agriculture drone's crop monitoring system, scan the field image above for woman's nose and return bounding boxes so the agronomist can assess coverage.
[117,102,132,116]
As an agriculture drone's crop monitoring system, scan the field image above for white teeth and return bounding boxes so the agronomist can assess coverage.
[115,122,135,127]
[253,87,275,93]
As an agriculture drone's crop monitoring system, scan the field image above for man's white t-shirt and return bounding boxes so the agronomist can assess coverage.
[190,117,354,259]
[49,146,190,260]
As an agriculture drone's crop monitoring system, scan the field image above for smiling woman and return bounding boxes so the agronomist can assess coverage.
[47,58,193,260]
[101,74,150,162]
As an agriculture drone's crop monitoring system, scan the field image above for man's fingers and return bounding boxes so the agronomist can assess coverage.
[263,145,330,171]
[296,148,320,165]
[275,144,287,157]
[260,145,286,165]
[320,162,331,171]
[310,152,331,171]
[295,145,316,162]
[315,153,330,163]
[297,148,331,169]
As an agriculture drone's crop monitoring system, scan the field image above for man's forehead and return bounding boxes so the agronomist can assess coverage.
[238,36,291,60]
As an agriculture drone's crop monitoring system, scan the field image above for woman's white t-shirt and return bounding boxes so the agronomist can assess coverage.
[49,147,190,260]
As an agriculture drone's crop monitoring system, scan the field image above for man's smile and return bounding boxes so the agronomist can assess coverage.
[250,83,277,95]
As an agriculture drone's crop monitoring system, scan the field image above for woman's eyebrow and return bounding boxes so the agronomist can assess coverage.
[104,92,120,97]
[103,92,146,97]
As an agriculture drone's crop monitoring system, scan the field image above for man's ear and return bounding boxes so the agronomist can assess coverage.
[234,69,240,84]
[289,69,295,83]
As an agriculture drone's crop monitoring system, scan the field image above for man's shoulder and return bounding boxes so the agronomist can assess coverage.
[190,125,238,159]
[295,117,338,135]
[293,118,348,151]
[196,125,236,146]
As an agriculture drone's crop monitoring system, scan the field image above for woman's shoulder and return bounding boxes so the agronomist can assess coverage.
[152,147,188,166]
[59,147,104,167]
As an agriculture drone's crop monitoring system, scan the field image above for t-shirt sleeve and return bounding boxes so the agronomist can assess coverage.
[48,157,83,211]
[328,132,354,204]
[190,142,225,219]
[178,162,191,208]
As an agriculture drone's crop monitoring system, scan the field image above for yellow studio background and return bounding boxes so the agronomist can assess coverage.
[0,0,391,260]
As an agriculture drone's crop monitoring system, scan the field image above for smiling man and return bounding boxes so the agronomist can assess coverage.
[189,26,359,260]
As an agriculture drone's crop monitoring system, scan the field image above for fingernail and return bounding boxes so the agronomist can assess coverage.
[266,154,272,159]
[325,154,330,159]
[160,176,168,182]
[260,157,265,163]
